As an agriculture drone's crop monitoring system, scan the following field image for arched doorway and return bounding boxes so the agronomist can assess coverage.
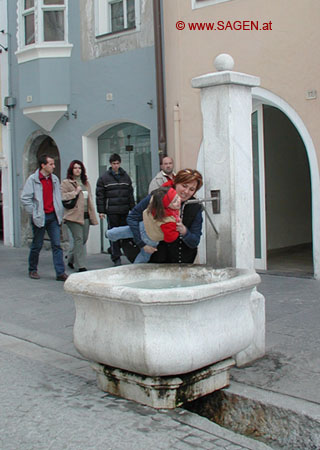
[98,122,152,253]
[98,122,151,202]
[83,120,152,254]
[252,103,313,276]
[23,132,61,181]
[37,136,61,180]
[21,132,61,244]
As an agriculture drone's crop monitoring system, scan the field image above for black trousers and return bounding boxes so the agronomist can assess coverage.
[107,214,128,261]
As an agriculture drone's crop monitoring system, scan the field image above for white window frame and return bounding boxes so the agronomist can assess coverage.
[41,0,67,44]
[192,0,234,9]
[16,0,73,64]
[21,1,36,46]
[95,0,141,39]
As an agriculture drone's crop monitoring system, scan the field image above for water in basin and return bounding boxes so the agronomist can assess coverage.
[122,279,211,289]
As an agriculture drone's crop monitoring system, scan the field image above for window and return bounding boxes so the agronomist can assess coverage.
[19,0,67,48]
[17,0,72,63]
[22,0,35,45]
[43,0,65,42]
[95,0,140,37]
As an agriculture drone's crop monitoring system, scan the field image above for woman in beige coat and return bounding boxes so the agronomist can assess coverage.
[61,160,98,272]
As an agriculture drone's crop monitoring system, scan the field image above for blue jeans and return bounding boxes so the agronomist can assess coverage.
[107,214,128,262]
[28,212,65,276]
[107,222,158,264]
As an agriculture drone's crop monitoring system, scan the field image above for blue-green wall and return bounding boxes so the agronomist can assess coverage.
[8,1,159,245]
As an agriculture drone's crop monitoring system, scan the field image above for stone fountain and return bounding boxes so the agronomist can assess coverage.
[64,54,265,409]
[64,264,263,409]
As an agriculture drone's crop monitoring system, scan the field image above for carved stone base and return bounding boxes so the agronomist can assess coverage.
[91,358,235,409]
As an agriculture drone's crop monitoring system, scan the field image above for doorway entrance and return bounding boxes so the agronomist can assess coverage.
[83,121,152,254]
[21,132,61,245]
[98,122,152,253]
[98,122,151,202]
[253,105,313,276]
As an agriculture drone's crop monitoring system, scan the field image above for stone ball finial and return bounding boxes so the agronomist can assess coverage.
[214,54,235,72]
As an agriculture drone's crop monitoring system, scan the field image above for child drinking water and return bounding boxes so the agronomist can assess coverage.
[107,187,181,263]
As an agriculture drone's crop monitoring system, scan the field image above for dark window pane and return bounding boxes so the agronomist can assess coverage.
[252,111,261,259]
[43,11,64,41]
[127,0,135,28]
[43,0,64,4]
[25,13,35,45]
[111,1,124,32]
[24,0,34,9]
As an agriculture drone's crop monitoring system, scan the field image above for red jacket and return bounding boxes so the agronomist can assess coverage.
[159,207,179,242]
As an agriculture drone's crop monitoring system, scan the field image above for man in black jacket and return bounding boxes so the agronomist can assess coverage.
[96,153,135,265]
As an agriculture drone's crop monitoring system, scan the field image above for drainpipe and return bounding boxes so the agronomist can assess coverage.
[173,105,181,170]
[1,6,18,246]
[153,0,167,158]
[6,29,20,247]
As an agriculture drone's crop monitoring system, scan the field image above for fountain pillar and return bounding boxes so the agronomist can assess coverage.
[192,55,265,366]
[192,54,260,269]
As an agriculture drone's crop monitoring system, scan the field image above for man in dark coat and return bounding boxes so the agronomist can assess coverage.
[96,153,135,265]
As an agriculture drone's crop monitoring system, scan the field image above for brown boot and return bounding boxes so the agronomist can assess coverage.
[29,271,40,280]
[56,273,68,281]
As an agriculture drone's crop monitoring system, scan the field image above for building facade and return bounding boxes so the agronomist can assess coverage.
[161,0,320,277]
[2,0,159,253]
[0,0,12,245]
[3,0,319,276]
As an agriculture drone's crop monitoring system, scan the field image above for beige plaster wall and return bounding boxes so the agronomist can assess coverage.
[163,0,320,170]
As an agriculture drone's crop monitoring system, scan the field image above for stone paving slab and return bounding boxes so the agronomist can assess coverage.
[231,274,320,405]
[0,336,271,450]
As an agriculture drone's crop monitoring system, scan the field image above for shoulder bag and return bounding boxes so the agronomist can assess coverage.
[62,194,79,210]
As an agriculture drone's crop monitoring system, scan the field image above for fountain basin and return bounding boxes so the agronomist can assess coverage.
[65,264,262,378]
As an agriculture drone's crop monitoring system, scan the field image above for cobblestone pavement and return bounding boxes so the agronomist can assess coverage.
[0,244,271,450]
